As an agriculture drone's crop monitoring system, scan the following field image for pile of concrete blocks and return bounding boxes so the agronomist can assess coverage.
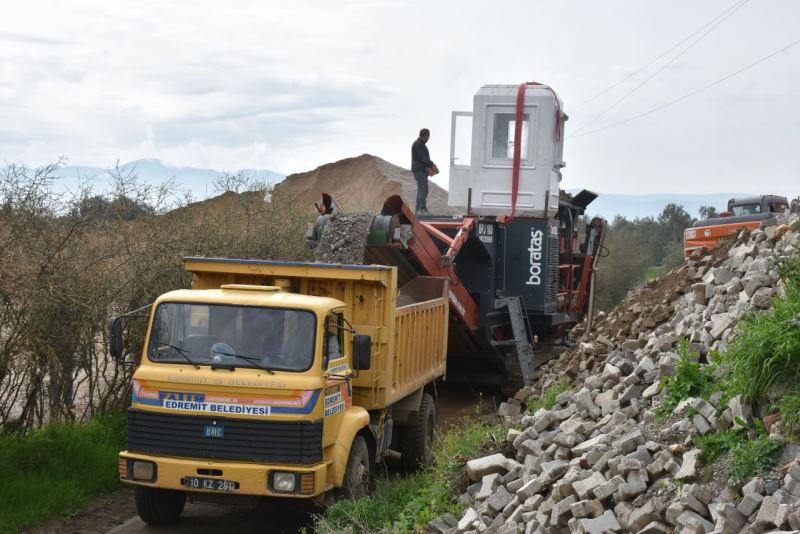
[532,213,799,396]
[430,214,800,534]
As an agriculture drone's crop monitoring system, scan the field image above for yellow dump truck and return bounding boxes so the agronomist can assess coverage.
[111,257,449,524]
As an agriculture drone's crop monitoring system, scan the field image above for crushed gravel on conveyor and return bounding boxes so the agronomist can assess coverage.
[314,211,375,265]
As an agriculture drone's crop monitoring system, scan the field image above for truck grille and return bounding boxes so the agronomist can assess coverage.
[127,409,323,464]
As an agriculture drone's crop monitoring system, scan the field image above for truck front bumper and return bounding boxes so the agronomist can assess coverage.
[119,451,330,498]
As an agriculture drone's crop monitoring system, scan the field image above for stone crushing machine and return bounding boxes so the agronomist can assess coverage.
[309,83,606,390]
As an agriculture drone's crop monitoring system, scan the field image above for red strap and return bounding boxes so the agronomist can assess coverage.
[508,82,528,223]
[504,81,562,225]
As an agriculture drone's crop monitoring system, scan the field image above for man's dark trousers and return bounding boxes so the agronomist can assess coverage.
[413,170,428,213]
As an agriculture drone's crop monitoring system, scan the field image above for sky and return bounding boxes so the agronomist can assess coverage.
[1,0,798,195]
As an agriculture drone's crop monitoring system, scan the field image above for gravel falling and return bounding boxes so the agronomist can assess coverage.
[314,211,375,265]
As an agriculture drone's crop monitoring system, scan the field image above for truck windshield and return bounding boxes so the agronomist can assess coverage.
[147,303,316,372]
[731,203,761,216]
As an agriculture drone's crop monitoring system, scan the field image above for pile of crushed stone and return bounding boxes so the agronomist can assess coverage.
[313,211,374,265]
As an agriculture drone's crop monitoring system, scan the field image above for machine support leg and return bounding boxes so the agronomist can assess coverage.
[505,297,535,386]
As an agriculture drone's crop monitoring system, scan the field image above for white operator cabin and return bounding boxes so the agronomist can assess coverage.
[448,84,566,219]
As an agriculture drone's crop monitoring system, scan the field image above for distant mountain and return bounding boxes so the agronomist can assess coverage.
[569,190,752,219]
[50,159,754,219]
[54,159,284,197]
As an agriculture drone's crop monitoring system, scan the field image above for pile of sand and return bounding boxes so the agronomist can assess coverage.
[275,154,457,215]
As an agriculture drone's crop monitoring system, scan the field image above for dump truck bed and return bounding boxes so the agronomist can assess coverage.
[184,257,449,409]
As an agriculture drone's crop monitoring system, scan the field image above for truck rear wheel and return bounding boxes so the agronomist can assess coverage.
[338,435,372,499]
[135,486,186,525]
[400,392,436,471]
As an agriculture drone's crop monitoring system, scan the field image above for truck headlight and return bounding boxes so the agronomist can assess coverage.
[131,461,156,482]
[271,472,296,493]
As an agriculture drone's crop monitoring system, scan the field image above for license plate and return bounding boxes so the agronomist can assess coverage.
[182,476,238,492]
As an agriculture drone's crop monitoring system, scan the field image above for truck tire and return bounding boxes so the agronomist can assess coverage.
[338,435,372,499]
[135,486,186,525]
[400,392,436,471]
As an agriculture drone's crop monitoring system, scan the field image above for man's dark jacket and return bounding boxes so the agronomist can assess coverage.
[411,138,434,173]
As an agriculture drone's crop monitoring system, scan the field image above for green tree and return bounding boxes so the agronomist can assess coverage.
[655,203,694,263]
[594,218,654,310]
[593,202,694,310]
[71,194,155,221]
[698,205,719,220]
[657,203,694,242]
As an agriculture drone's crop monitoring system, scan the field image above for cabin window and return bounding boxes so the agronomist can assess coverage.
[492,113,530,159]
[731,203,761,216]
[771,202,788,213]
[323,312,344,369]
[147,303,316,372]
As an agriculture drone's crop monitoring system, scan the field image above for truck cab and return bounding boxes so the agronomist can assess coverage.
[725,195,789,216]
[114,258,448,524]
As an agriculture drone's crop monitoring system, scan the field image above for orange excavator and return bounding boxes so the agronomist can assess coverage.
[683,195,791,258]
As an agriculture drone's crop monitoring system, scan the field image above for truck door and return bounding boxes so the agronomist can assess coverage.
[321,312,350,447]
[448,111,473,208]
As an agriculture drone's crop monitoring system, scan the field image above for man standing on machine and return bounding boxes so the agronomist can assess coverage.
[411,128,438,215]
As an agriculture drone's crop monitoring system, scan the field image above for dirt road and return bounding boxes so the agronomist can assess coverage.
[108,499,314,534]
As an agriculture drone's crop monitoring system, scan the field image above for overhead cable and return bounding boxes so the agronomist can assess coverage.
[568,0,749,113]
[570,37,800,139]
[569,0,750,136]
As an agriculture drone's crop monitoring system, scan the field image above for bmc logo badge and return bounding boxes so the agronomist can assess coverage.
[203,424,225,438]
[526,228,544,286]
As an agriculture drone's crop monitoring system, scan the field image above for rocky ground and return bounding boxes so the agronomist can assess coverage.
[430,214,800,534]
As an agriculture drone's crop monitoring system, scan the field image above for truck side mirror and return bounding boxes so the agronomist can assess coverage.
[353,335,371,371]
[109,317,124,361]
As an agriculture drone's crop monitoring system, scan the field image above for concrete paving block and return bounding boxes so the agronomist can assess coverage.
[613,480,648,502]
[675,449,702,481]
[755,495,780,528]
[487,485,513,515]
[676,509,714,532]
[578,510,622,533]
[572,471,607,500]
[466,453,509,481]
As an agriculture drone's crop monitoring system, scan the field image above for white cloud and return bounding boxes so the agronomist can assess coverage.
[0,0,798,195]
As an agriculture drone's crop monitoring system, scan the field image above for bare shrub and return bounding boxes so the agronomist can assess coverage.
[0,161,309,431]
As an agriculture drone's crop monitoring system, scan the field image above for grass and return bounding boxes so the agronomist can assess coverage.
[526,379,571,414]
[644,265,665,281]
[314,415,505,534]
[696,424,784,487]
[696,428,741,465]
[656,340,719,419]
[777,389,800,440]
[0,413,126,532]
[722,257,800,404]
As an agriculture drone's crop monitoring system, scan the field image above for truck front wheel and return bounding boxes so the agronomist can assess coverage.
[338,435,372,499]
[400,392,436,471]
[135,486,186,525]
